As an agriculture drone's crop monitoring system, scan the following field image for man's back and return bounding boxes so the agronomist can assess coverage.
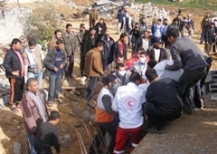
[112,82,146,129]
[146,78,182,115]
[170,37,207,70]
[35,122,60,154]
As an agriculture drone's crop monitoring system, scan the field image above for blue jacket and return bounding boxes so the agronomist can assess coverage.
[117,10,126,23]
[151,24,164,38]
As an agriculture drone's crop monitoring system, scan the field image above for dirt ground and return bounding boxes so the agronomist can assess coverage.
[1,3,217,154]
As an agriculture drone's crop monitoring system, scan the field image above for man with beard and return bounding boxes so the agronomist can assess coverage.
[113,33,127,60]
[89,75,119,154]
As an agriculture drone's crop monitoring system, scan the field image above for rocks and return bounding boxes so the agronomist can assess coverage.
[60,134,72,147]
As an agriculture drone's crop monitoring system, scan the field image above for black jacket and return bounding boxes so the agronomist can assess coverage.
[130,29,141,43]
[95,22,107,36]
[135,37,151,52]
[3,49,23,79]
[101,36,115,59]
[144,78,183,116]
[147,46,168,62]
[82,33,99,56]
[113,41,127,60]
[205,27,217,43]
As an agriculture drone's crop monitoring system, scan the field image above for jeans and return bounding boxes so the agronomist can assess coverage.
[28,70,43,89]
[80,55,85,76]
[178,67,207,114]
[86,77,99,101]
[48,74,62,102]
[27,135,37,154]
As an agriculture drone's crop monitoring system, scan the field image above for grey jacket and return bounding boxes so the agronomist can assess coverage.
[44,47,67,76]
[62,32,77,56]
[166,37,208,71]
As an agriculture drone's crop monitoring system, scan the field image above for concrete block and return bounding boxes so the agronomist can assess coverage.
[13,141,21,154]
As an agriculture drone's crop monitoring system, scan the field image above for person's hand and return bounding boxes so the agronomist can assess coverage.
[12,70,19,76]
[54,67,59,72]
[205,41,208,44]
[165,64,170,70]
[60,64,64,69]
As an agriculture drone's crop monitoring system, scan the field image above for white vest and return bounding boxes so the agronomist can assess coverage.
[97,87,114,110]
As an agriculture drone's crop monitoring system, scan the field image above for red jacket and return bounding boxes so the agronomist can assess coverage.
[125,54,139,70]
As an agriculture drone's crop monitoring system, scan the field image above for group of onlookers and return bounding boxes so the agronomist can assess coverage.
[1,5,215,154]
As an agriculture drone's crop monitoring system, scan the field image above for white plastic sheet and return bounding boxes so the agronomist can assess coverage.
[154,60,183,81]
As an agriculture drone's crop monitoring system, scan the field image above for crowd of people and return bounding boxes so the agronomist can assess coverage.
[1,5,215,154]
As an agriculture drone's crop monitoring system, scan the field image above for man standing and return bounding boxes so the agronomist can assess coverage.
[112,72,146,154]
[20,78,49,154]
[117,7,126,34]
[44,39,66,106]
[89,5,98,27]
[62,23,77,78]
[200,12,211,44]
[144,68,182,133]
[82,27,98,76]
[101,30,115,70]
[162,18,169,47]
[165,29,208,114]
[113,33,127,60]
[3,38,24,111]
[148,40,168,62]
[151,18,164,44]
[135,30,151,53]
[89,75,118,154]
[84,41,104,101]
[204,22,217,55]
[23,39,44,89]
[34,111,60,154]
[48,29,62,51]
[77,23,86,76]
[130,23,142,54]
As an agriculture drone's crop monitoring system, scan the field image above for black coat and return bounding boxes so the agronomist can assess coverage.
[144,78,183,116]
[82,33,99,56]
[205,27,217,43]
[101,36,115,59]
[3,49,23,79]
[147,46,168,62]
[113,41,127,60]
[95,22,107,37]
[135,37,151,52]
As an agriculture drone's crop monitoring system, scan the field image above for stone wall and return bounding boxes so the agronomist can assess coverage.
[0,8,32,45]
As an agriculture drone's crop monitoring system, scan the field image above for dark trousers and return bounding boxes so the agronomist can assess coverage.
[89,19,96,27]
[194,58,212,108]
[86,77,99,101]
[80,55,85,76]
[89,121,117,154]
[102,58,113,71]
[34,143,52,154]
[147,111,181,130]
[178,67,207,114]
[65,56,74,77]
[9,77,24,104]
